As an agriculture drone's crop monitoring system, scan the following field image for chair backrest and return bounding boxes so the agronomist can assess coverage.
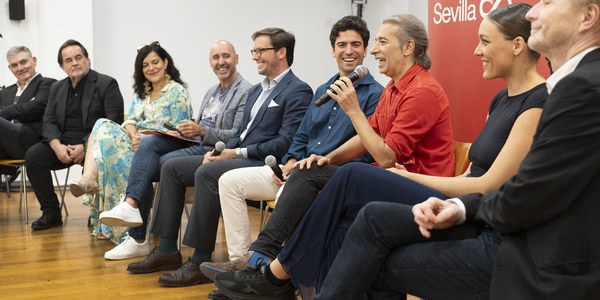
[452,141,471,177]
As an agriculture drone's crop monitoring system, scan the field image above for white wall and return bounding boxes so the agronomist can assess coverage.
[91,0,418,112]
[1,0,426,183]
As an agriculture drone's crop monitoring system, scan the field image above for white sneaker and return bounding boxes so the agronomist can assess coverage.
[104,235,150,260]
[99,196,143,227]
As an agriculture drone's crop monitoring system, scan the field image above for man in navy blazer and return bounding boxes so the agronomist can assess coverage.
[117,27,312,287]
[25,40,123,230]
[315,1,600,299]
[0,46,55,177]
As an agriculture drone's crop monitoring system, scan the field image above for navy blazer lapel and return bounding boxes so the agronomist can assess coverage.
[81,70,97,126]
[242,85,262,126]
[245,71,295,136]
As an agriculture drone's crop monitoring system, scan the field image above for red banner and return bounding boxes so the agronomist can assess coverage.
[428,0,547,142]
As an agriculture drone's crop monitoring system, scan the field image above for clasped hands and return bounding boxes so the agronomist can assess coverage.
[412,197,462,238]
[52,141,85,165]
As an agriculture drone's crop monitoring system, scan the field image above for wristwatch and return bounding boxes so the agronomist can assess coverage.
[234,148,242,159]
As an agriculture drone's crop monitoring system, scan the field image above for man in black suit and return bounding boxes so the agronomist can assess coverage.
[0,46,55,177]
[25,39,124,230]
[314,1,600,299]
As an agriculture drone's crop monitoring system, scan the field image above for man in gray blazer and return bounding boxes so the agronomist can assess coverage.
[25,39,124,230]
[117,27,313,288]
[98,40,252,261]
[0,46,55,178]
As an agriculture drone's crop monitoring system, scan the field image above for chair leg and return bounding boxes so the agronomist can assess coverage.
[258,200,266,231]
[4,174,11,198]
[52,168,70,217]
[22,165,28,224]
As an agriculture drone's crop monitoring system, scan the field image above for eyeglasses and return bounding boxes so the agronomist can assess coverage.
[250,47,275,57]
[137,41,160,52]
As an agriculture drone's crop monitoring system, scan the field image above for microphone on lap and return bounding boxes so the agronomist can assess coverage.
[212,141,225,156]
[314,65,369,107]
[265,155,284,182]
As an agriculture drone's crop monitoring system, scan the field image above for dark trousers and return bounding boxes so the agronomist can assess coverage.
[25,142,73,214]
[316,202,500,300]
[0,118,40,159]
[250,164,340,258]
[278,163,448,290]
[125,135,208,240]
[151,156,261,252]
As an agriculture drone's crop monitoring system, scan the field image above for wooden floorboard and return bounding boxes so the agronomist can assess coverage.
[1,187,420,299]
[0,189,246,299]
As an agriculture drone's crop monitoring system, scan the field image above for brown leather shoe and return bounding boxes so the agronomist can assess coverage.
[127,247,182,274]
[158,260,211,287]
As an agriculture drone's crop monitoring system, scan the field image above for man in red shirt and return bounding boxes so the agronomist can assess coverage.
[204,14,454,299]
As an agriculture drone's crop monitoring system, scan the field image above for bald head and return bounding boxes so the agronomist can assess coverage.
[209,40,239,88]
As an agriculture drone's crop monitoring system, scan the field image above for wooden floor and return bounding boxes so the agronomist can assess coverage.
[0,187,261,299]
[1,186,421,300]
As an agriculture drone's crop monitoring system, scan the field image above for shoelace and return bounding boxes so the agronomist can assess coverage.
[238,263,268,280]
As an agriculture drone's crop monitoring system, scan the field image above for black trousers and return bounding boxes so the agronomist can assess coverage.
[250,164,340,258]
[25,142,73,214]
[151,156,262,252]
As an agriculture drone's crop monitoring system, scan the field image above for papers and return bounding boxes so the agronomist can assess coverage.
[140,130,200,144]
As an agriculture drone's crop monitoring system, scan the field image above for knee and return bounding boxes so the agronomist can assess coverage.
[218,170,238,193]
[358,202,387,224]
[136,135,156,154]
[338,162,366,175]
[194,163,211,183]
[24,143,45,166]
[160,158,178,178]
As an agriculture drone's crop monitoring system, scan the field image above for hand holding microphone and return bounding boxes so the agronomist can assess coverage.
[157,118,182,135]
[212,141,225,156]
[265,155,285,182]
[315,65,368,107]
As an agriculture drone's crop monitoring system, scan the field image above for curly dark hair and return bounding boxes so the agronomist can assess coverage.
[329,15,370,49]
[133,41,186,99]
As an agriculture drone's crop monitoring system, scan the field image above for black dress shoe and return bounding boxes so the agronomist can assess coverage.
[31,213,63,230]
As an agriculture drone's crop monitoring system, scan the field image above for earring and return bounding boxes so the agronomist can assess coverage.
[165,73,172,83]
[143,80,151,95]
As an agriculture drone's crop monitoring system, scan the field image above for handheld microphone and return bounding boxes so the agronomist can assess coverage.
[315,65,368,107]
[212,141,225,156]
[265,155,284,182]
[157,119,183,135]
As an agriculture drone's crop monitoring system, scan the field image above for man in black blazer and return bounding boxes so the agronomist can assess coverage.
[25,40,124,230]
[314,1,600,299]
[0,46,55,175]
[107,28,313,287]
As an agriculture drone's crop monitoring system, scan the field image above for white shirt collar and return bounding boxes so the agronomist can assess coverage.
[546,47,600,94]
[261,68,290,91]
[16,73,40,95]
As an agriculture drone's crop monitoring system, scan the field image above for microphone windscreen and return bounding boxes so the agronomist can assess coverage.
[215,141,225,152]
[265,155,277,167]
[354,65,368,78]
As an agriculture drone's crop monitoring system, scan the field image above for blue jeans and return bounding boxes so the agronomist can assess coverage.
[125,135,210,240]
[316,202,500,300]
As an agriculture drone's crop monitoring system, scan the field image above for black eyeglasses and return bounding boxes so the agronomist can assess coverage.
[137,41,160,52]
[250,47,275,57]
